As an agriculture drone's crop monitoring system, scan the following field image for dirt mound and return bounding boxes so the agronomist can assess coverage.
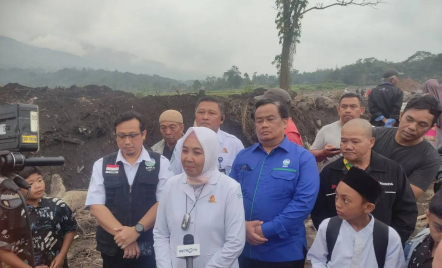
[397,78,421,92]
[0,83,337,190]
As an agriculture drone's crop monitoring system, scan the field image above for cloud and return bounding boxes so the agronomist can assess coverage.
[0,0,441,79]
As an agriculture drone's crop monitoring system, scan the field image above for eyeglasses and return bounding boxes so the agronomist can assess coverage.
[116,132,142,141]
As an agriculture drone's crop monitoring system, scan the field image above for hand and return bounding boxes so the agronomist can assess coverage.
[123,242,140,259]
[50,254,65,268]
[114,226,140,249]
[36,266,49,268]
[245,221,268,246]
[322,144,341,158]
[384,118,396,127]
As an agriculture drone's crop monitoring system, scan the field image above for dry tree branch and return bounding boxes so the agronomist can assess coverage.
[301,0,385,15]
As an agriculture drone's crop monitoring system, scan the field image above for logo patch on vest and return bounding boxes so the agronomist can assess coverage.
[105,164,119,174]
[145,159,156,172]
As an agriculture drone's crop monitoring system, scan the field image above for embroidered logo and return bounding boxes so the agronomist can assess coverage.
[208,195,217,203]
[331,184,337,189]
[237,192,243,199]
[105,165,119,174]
[145,159,156,172]
[222,148,228,153]
[282,159,290,168]
[379,182,394,186]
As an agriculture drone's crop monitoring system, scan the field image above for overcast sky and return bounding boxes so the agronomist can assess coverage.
[0,0,441,78]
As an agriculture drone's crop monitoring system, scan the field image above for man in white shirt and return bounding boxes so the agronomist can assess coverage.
[170,96,244,175]
[86,111,173,268]
[310,93,365,167]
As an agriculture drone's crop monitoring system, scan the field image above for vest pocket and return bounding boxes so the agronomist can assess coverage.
[138,177,159,199]
[103,179,123,205]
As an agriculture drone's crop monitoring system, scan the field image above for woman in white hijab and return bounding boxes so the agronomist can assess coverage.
[154,127,245,268]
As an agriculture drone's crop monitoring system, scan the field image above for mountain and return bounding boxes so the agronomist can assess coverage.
[0,36,206,80]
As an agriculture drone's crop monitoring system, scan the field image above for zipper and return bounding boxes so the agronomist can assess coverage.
[249,150,273,258]
[129,185,132,225]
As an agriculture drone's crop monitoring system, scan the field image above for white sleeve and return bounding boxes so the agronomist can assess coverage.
[307,218,330,268]
[153,180,173,268]
[85,159,106,206]
[384,227,407,268]
[205,183,246,268]
[170,139,184,175]
[156,156,174,201]
[310,127,326,150]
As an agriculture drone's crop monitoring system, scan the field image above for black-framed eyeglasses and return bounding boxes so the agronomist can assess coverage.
[115,132,142,140]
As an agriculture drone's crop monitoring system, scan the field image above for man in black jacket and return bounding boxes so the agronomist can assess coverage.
[311,118,417,244]
[368,68,404,126]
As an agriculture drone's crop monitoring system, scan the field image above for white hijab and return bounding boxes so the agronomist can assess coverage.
[181,127,219,185]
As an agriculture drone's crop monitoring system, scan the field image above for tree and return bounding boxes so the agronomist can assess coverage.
[193,80,202,91]
[223,66,243,89]
[274,0,384,90]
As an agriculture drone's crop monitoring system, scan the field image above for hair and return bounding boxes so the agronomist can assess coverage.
[403,95,442,125]
[17,167,42,180]
[429,190,442,219]
[114,111,145,132]
[195,96,225,115]
[383,75,398,83]
[252,99,289,120]
[339,92,364,106]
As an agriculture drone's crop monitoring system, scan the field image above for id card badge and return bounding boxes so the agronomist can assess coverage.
[218,157,226,174]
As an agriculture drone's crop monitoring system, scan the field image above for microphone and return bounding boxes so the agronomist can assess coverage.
[177,234,200,268]
[184,235,194,268]
[12,175,30,189]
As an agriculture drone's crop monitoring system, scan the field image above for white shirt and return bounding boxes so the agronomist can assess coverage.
[310,121,343,166]
[153,170,246,268]
[85,147,173,205]
[307,217,406,268]
[170,129,244,176]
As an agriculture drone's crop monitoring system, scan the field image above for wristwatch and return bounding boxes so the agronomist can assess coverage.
[135,223,144,234]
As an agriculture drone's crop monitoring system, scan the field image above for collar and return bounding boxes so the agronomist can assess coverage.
[216,129,224,145]
[332,151,387,173]
[343,214,375,235]
[116,146,151,165]
[180,169,222,185]
[253,136,291,153]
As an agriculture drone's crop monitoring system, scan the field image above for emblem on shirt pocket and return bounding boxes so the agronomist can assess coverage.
[105,165,119,174]
[222,148,228,153]
[282,159,290,168]
[208,195,217,203]
[145,159,156,172]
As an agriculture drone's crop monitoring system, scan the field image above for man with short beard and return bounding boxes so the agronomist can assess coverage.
[372,95,442,199]
[311,118,417,244]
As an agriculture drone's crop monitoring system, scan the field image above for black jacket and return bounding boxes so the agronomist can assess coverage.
[368,83,404,123]
[96,151,160,257]
[311,151,417,244]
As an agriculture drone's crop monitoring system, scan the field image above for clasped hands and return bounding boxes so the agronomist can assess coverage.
[246,220,268,246]
[114,226,141,259]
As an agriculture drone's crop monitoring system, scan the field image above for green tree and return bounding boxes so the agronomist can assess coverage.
[193,80,202,90]
[274,0,383,90]
[223,66,243,89]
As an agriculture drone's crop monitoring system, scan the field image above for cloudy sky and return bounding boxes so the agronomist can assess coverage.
[0,0,441,79]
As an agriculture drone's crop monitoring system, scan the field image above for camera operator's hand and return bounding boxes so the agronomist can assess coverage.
[49,253,65,268]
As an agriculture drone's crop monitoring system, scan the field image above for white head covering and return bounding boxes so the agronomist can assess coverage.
[181,127,219,185]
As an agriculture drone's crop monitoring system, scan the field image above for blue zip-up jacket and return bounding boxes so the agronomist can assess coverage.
[229,137,319,262]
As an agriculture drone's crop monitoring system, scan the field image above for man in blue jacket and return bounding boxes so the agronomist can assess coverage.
[230,99,320,268]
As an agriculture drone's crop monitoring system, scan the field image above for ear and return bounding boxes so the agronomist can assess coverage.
[369,137,375,148]
[426,209,430,219]
[142,130,147,140]
[220,115,225,124]
[364,202,375,214]
[282,118,288,129]
[361,107,365,114]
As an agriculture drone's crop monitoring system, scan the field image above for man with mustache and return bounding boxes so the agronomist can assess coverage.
[311,118,417,244]
[86,111,173,268]
[170,96,244,176]
[310,93,365,168]
[372,95,442,199]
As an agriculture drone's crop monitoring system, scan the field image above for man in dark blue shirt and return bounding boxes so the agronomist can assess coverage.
[230,99,319,268]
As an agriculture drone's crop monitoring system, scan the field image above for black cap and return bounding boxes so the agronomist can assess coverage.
[383,68,404,78]
[341,167,385,204]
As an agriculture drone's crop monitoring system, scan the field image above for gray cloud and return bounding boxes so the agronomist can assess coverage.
[1,0,441,79]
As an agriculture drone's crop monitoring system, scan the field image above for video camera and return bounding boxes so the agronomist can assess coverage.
[0,104,65,268]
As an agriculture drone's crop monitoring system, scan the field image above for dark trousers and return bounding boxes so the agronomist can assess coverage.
[101,250,156,268]
[239,255,306,268]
